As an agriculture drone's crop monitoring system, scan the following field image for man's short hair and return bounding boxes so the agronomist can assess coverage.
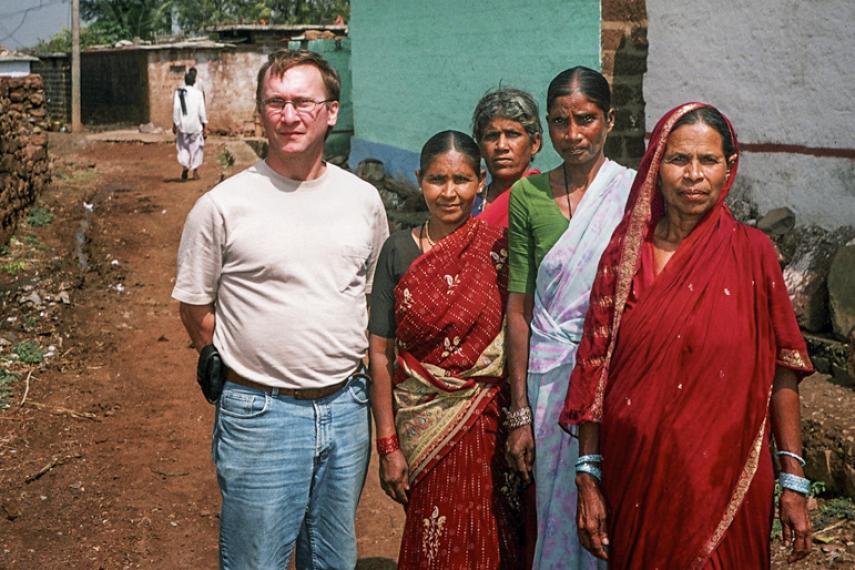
[256,50,341,107]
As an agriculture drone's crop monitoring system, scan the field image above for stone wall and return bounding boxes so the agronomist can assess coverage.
[0,75,51,245]
[601,0,648,168]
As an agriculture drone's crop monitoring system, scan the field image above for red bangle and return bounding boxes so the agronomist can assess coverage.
[376,434,400,457]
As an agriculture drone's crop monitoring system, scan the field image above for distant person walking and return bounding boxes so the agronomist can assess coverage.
[172,67,207,180]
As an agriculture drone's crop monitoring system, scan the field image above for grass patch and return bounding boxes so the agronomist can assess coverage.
[23,234,40,247]
[0,368,19,409]
[816,497,855,529]
[3,261,28,276]
[218,149,236,170]
[13,341,44,365]
[26,206,54,228]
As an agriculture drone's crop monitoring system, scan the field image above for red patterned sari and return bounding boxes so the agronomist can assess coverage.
[393,218,524,569]
[559,103,813,569]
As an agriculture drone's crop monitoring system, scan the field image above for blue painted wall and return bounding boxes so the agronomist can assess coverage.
[350,0,601,181]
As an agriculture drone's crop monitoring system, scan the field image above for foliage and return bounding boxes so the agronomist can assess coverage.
[2,261,28,277]
[28,26,118,54]
[35,1,351,44]
[27,207,55,228]
[23,234,40,247]
[0,368,19,409]
[816,497,855,529]
[217,148,236,170]
[14,341,44,365]
[81,0,174,43]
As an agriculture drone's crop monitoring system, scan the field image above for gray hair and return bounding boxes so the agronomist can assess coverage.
[472,87,542,143]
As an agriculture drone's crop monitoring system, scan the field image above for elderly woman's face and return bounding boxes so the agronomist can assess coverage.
[479,117,541,185]
[659,122,731,219]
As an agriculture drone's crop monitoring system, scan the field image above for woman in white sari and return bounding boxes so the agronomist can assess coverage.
[505,67,635,569]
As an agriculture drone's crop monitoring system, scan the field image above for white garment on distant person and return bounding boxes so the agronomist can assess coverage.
[173,84,207,134]
[173,84,207,172]
[176,132,204,171]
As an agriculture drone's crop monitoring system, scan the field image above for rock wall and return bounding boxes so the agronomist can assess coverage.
[0,75,51,245]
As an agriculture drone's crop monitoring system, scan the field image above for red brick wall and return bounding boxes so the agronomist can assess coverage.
[601,0,648,167]
[0,75,51,245]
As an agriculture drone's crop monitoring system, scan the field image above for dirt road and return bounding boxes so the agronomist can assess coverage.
[0,136,851,569]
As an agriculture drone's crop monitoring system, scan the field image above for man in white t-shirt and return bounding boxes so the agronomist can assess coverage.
[172,50,388,570]
[172,67,207,180]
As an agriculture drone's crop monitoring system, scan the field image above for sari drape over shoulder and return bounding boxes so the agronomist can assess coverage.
[560,103,813,569]
[524,159,633,570]
[393,219,523,569]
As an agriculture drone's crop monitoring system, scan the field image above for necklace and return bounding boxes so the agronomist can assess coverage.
[561,163,573,217]
[423,219,436,247]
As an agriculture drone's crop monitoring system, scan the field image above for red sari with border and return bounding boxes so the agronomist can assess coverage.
[559,103,813,569]
[393,218,524,569]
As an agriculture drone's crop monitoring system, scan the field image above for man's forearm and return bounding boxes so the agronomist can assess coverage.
[179,302,216,352]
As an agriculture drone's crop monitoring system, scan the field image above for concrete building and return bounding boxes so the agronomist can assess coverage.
[0,51,38,77]
[645,0,855,229]
[349,0,601,181]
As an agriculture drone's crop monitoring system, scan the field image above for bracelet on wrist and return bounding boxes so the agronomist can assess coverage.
[779,472,810,496]
[776,450,806,467]
[576,463,602,482]
[575,454,603,466]
[502,406,533,430]
[376,434,400,457]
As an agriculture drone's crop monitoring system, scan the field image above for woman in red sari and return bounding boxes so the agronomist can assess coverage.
[471,87,542,229]
[368,130,524,568]
[559,103,814,568]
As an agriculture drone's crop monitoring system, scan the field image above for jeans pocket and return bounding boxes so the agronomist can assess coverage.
[218,388,270,419]
[347,375,370,405]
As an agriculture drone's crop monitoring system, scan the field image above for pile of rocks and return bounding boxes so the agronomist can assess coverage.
[730,198,855,498]
[745,205,855,384]
[0,74,50,245]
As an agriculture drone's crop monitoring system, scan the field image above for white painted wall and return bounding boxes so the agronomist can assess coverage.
[0,61,33,77]
[645,0,855,228]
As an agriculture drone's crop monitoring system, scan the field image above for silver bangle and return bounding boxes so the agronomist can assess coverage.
[776,450,806,467]
[779,472,810,496]
[503,406,533,430]
[576,463,602,482]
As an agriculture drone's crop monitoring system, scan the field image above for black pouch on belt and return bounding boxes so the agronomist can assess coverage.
[196,344,225,404]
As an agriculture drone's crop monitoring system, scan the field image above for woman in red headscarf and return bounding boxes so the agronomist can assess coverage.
[559,103,814,568]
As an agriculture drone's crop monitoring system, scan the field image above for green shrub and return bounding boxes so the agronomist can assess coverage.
[14,341,44,364]
[26,207,54,228]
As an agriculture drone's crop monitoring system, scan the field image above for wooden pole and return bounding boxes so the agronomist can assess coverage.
[71,0,81,132]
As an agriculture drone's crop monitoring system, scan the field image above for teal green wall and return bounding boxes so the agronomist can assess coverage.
[289,38,352,158]
[350,0,600,175]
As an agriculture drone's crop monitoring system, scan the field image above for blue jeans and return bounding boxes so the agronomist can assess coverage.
[212,373,371,570]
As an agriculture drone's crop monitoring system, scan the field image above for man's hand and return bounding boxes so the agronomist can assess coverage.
[379,450,410,505]
[505,424,535,484]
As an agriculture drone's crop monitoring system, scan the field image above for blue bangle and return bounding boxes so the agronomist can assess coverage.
[779,472,810,496]
[575,454,603,466]
[576,463,602,482]
[776,450,806,467]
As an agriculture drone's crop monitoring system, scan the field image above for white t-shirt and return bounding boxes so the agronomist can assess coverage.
[172,84,207,134]
[172,160,389,389]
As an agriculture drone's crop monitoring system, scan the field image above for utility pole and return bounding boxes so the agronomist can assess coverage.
[71,0,81,132]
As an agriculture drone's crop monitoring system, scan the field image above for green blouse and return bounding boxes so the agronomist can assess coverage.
[507,173,569,294]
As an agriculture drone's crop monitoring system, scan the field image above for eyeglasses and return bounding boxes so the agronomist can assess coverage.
[259,97,334,115]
